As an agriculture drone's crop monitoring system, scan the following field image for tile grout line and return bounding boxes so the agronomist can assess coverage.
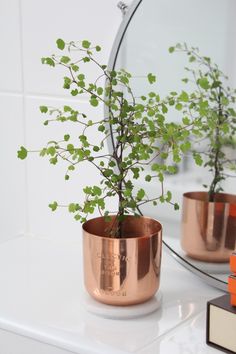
[0,91,23,97]
[21,92,91,103]
[18,0,29,235]
[0,91,91,103]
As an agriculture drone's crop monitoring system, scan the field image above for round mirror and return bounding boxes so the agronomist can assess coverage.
[107,0,236,291]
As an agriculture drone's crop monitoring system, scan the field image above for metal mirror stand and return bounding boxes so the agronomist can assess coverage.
[105,0,228,292]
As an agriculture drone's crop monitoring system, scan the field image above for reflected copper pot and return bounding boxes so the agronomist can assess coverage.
[181,192,236,262]
[82,215,162,306]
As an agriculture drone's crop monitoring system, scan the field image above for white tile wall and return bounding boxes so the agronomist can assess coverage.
[0,0,22,92]
[25,96,116,240]
[0,95,26,241]
[0,0,126,240]
[21,0,124,96]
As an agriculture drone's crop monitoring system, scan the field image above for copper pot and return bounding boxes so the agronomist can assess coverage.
[181,191,236,262]
[82,215,162,306]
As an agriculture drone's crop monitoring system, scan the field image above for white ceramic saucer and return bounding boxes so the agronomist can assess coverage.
[84,291,162,320]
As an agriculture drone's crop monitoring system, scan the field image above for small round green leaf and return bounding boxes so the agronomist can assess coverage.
[82,40,91,49]
[49,201,58,211]
[90,98,99,107]
[40,106,48,113]
[17,146,28,160]
[147,73,156,84]
[169,46,175,53]
[56,38,65,50]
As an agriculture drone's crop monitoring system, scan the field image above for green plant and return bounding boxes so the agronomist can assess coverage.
[169,43,236,201]
[18,39,190,237]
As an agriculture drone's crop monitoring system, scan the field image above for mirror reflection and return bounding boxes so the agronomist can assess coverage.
[113,0,236,285]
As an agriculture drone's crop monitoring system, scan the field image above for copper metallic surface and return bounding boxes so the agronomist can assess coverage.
[181,192,236,262]
[82,215,162,306]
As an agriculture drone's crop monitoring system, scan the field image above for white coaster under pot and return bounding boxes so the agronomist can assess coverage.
[84,291,162,320]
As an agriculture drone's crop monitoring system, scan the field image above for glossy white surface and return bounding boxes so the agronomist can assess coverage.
[0,234,223,354]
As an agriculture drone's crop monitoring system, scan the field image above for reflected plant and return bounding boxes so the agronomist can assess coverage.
[17,39,191,237]
[169,43,236,201]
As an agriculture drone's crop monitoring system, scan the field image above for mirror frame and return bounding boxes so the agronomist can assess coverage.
[106,0,228,292]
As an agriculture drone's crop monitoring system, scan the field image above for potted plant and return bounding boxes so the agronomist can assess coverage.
[18,39,187,305]
[169,43,236,262]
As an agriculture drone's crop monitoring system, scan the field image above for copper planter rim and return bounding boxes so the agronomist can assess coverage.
[183,191,236,205]
[82,214,162,240]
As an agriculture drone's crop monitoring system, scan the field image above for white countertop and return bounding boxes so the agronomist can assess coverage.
[0,234,224,354]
